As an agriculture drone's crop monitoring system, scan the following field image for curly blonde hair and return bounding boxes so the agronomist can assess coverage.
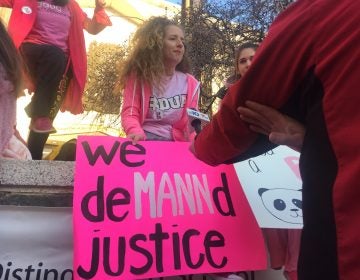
[117,17,190,90]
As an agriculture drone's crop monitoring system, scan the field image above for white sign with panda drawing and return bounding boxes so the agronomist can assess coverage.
[233,146,303,229]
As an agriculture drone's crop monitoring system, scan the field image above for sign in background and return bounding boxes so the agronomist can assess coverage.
[73,136,267,280]
[0,206,73,280]
[234,146,302,229]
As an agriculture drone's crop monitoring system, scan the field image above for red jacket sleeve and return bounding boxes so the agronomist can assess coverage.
[193,0,315,165]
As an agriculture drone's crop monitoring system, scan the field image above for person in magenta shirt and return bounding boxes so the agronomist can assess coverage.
[0,0,112,159]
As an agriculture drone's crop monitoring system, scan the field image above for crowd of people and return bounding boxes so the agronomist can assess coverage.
[1,0,359,280]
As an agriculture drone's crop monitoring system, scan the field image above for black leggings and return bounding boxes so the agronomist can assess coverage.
[27,132,49,160]
[20,43,67,118]
[20,43,68,159]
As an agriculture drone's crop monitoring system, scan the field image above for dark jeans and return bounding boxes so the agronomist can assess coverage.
[20,43,67,118]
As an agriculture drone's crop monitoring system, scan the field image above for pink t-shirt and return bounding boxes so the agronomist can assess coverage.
[142,71,188,140]
[24,0,71,52]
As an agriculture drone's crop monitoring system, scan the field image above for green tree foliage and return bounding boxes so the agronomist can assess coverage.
[82,0,293,117]
[178,0,293,113]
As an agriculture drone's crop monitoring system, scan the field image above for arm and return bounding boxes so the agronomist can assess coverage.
[120,77,146,144]
[193,0,315,165]
[83,0,112,35]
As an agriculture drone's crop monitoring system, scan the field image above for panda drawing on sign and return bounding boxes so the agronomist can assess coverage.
[258,188,303,224]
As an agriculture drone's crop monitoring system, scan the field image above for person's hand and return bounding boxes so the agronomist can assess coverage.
[95,0,106,8]
[127,134,144,145]
[237,101,305,151]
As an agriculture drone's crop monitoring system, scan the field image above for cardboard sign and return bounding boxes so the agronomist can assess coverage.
[233,146,303,229]
[73,136,267,279]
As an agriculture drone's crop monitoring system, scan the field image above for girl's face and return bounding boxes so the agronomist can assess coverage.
[162,25,185,69]
[237,48,256,77]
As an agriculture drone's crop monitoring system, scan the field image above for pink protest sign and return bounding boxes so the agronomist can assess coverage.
[73,136,266,279]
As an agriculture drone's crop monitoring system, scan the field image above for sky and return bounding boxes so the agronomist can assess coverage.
[166,0,182,4]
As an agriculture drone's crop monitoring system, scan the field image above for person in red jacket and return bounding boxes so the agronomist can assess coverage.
[0,0,112,159]
[239,100,305,280]
[192,0,360,279]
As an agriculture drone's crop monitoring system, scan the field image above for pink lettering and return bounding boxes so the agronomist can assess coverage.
[284,156,301,180]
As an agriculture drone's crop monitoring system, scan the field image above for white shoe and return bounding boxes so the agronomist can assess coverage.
[208,273,245,280]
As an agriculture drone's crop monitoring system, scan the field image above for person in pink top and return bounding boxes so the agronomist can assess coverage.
[0,0,112,159]
[238,102,306,280]
[233,44,302,280]
[208,43,259,280]
[211,42,301,280]
[119,17,200,144]
[0,19,31,159]
[226,42,258,87]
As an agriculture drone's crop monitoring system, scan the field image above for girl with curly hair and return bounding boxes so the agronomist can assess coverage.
[119,16,200,143]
